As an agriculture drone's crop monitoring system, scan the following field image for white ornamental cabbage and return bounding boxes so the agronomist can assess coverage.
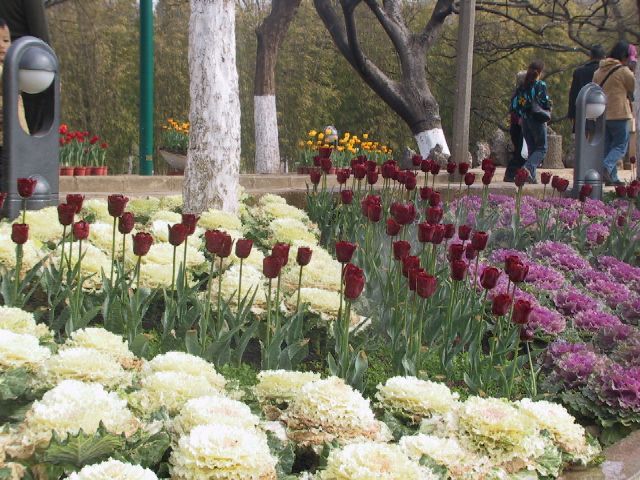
[0,235,42,273]
[127,197,161,219]
[137,262,175,289]
[82,198,111,223]
[39,347,132,389]
[159,195,183,212]
[142,352,226,390]
[172,395,261,439]
[209,264,267,310]
[258,201,310,224]
[284,377,391,446]
[0,306,50,338]
[282,245,341,292]
[16,207,62,242]
[318,441,438,480]
[268,218,318,246]
[258,193,287,206]
[198,208,243,231]
[63,327,135,364]
[150,210,182,224]
[376,376,460,418]
[0,329,50,372]
[67,459,158,480]
[170,424,277,480]
[255,370,321,405]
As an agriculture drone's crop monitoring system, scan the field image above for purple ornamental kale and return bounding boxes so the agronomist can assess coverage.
[556,350,602,388]
[596,325,635,353]
[574,310,622,332]
[526,264,566,291]
[554,287,601,315]
[529,305,566,334]
[592,363,640,412]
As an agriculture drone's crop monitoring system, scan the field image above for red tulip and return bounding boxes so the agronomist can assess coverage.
[318,146,332,158]
[401,255,420,277]
[471,231,488,251]
[381,161,397,179]
[615,185,627,198]
[447,242,464,261]
[446,161,457,174]
[17,178,37,198]
[426,206,443,225]
[407,267,425,291]
[391,202,416,225]
[321,157,333,173]
[59,124,68,135]
[416,272,437,299]
[353,163,367,180]
[181,213,199,235]
[464,172,475,186]
[57,203,76,226]
[336,168,350,184]
[481,158,494,171]
[514,168,529,187]
[386,218,401,237]
[465,244,477,260]
[65,194,84,214]
[272,242,291,267]
[412,154,423,167]
[367,203,382,223]
[107,194,129,217]
[133,232,153,256]
[335,241,356,264]
[118,212,135,234]
[418,222,435,243]
[443,223,455,239]
[263,255,282,279]
[617,215,626,227]
[511,299,533,325]
[404,173,417,191]
[492,293,512,316]
[429,191,441,207]
[11,223,29,244]
[540,172,552,185]
[419,187,433,201]
[480,266,501,290]
[217,233,233,258]
[450,259,467,281]
[309,169,322,185]
[481,172,493,185]
[168,223,189,247]
[340,189,353,205]
[579,184,593,202]
[343,263,365,300]
[507,262,529,283]
[520,327,535,342]
[366,170,379,185]
[458,162,470,175]
[458,225,471,241]
[396,170,407,185]
[628,185,640,199]
[420,159,432,173]
[557,179,569,192]
[296,247,313,266]
[393,240,411,261]
[72,220,90,241]
[430,163,441,176]
[366,160,377,172]
[551,175,560,189]
[205,229,226,255]
[504,255,522,276]
[361,195,381,217]
[235,239,253,259]
[431,224,445,244]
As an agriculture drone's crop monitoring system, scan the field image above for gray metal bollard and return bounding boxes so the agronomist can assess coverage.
[1,36,60,219]
[573,83,606,200]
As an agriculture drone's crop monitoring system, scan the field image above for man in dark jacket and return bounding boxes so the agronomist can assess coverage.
[0,0,50,134]
[568,45,606,130]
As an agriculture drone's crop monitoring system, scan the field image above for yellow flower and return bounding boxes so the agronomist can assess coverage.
[343,132,351,140]
[337,146,345,152]
[325,128,332,135]
[308,129,317,137]
[298,141,305,148]
[362,133,369,139]
[306,140,313,146]
[318,133,325,140]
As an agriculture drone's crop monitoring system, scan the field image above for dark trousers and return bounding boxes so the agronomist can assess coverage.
[22,92,48,134]
[504,122,526,180]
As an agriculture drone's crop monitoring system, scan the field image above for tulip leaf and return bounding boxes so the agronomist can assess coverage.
[39,425,126,468]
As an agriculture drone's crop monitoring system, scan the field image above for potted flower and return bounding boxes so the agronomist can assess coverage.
[58,125,110,176]
[159,118,188,173]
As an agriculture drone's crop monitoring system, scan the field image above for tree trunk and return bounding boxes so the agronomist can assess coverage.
[184,0,241,214]
[253,0,301,173]
[635,60,639,179]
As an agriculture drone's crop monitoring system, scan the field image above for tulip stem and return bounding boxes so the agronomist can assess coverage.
[58,225,67,278]
[274,272,282,331]
[22,199,26,224]
[238,258,244,315]
[508,339,520,397]
[217,256,223,331]
[183,240,189,290]
[110,217,117,286]
[473,255,480,292]
[135,256,142,290]
[341,300,352,377]
[121,234,126,271]
[265,278,273,364]
[13,244,22,304]
[204,255,216,336]
[526,340,537,396]
[338,264,345,327]
[171,245,177,292]
[296,265,303,314]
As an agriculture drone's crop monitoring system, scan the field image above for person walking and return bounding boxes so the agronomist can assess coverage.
[593,41,635,186]
[504,71,527,182]
[512,60,551,183]
[568,45,606,132]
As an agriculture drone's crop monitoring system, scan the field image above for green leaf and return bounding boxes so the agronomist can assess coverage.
[113,430,171,468]
[267,432,295,477]
[0,368,29,401]
[39,425,125,468]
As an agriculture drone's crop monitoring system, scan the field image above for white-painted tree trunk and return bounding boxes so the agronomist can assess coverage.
[183,0,241,214]
[254,95,281,173]
[414,128,451,158]
[634,61,639,179]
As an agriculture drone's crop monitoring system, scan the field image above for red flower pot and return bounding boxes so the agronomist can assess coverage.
[73,167,87,176]
[89,166,101,176]
[59,166,74,176]
[100,166,108,175]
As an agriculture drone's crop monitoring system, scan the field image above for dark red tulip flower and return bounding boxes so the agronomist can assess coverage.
[367,203,382,223]
[514,168,529,187]
[444,224,455,239]
[401,255,420,277]
[235,238,253,259]
[318,146,332,158]
[340,189,353,205]
[412,154,423,167]
[464,172,476,186]
[458,224,471,241]
[416,272,437,299]
[11,223,29,244]
[205,229,226,255]
[118,212,135,234]
[492,293,512,316]
[366,170,379,185]
[426,206,443,225]
[133,232,153,256]
[108,194,129,218]
[391,202,416,225]
[321,157,333,173]
[615,185,627,198]
[446,161,457,174]
[296,247,313,266]
[557,179,569,192]
[381,161,397,179]
[335,241,357,264]
[361,194,381,217]
[17,177,37,198]
[617,215,626,227]
[471,231,488,251]
[344,263,365,300]
[450,259,468,281]
[393,240,411,260]
[57,203,76,226]
[353,163,367,180]
[430,163,441,176]
[431,224,445,244]
[366,160,377,172]
[540,172,552,185]
[217,233,233,258]
[512,299,533,325]
[481,158,494,171]
[386,218,401,237]
[520,327,535,342]
[420,187,433,201]
[480,266,501,290]
[168,223,189,247]
[309,169,322,185]
[482,172,493,186]
[73,220,90,241]
[65,194,84,214]
[272,242,291,266]
[551,175,560,190]
[396,170,408,185]
[313,155,322,167]
[420,159,432,173]
[405,172,417,191]
[336,168,350,184]
[631,156,637,165]
[263,255,282,279]
[181,213,199,235]
[507,262,529,283]
[408,267,425,291]
[628,185,640,199]
[0,193,6,209]
[579,184,593,202]
[447,242,464,261]
[465,244,477,260]
[458,162,470,175]
[429,191,441,207]
[418,222,435,243]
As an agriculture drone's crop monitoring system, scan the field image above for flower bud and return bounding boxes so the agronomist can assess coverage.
[118,212,135,234]
[73,220,90,241]
[296,247,313,266]
[235,239,253,259]
[11,223,29,244]
[133,232,153,256]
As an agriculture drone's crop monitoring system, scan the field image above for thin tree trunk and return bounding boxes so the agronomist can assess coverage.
[253,0,301,173]
[184,0,241,213]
